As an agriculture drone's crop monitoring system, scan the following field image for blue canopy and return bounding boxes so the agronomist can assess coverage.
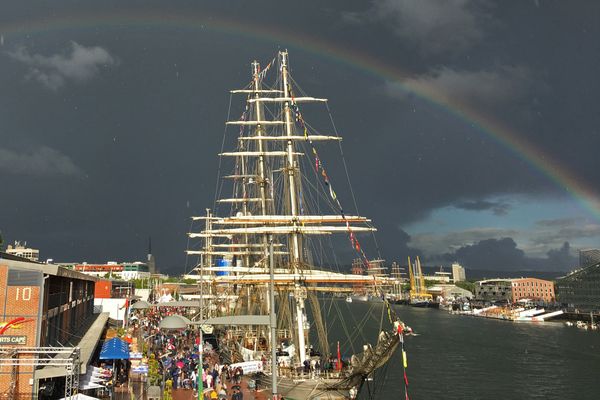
[99,337,130,360]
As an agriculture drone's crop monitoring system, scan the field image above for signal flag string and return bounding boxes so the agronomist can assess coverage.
[289,85,372,271]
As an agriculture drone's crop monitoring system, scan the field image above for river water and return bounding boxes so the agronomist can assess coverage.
[322,300,600,400]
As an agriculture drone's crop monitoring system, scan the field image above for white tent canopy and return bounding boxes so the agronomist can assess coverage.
[59,394,101,400]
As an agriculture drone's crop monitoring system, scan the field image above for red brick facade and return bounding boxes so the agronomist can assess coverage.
[511,278,555,302]
[0,264,42,399]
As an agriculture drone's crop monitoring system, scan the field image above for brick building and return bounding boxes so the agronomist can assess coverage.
[0,253,108,399]
[511,278,555,303]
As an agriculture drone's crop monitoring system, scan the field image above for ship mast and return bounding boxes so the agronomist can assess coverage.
[251,60,272,289]
[280,51,302,267]
[251,60,270,218]
[280,50,308,363]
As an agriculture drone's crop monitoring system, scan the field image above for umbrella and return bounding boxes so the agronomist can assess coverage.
[130,300,151,310]
[159,315,191,330]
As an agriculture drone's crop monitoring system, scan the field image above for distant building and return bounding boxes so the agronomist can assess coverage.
[475,277,555,303]
[5,241,39,262]
[121,262,150,280]
[579,249,600,268]
[556,262,600,312]
[73,261,150,280]
[147,252,157,274]
[74,262,123,278]
[428,284,473,300]
[475,279,513,303]
[147,236,157,274]
[452,262,466,282]
[423,271,452,283]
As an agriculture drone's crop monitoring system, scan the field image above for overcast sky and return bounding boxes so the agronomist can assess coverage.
[1,1,599,273]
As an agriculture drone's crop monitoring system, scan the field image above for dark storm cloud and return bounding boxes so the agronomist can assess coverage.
[410,228,519,255]
[9,41,117,90]
[390,228,422,261]
[448,237,526,269]
[0,146,83,177]
[343,0,491,55]
[453,200,510,216]
[546,242,577,269]
[436,237,575,271]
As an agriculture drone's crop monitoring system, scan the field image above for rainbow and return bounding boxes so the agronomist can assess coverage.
[2,10,599,220]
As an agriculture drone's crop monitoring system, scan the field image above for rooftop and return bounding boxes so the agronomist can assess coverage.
[0,253,98,282]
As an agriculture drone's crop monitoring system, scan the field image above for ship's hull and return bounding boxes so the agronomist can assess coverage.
[256,374,351,400]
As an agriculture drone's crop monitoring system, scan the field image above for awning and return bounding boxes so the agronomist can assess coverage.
[35,312,109,380]
[99,337,130,360]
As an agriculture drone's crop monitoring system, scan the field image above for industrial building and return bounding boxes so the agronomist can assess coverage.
[556,261,600,312]
[428,284,473,300]
[0,252,108,399]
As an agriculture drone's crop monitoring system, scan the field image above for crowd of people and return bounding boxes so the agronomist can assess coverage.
[134,306,251,400]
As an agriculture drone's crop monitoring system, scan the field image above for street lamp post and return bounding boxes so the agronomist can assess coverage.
[197,258,204,400]
[268,236,278,400]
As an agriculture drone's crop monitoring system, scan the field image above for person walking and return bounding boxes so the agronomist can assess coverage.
[232,388,244,400]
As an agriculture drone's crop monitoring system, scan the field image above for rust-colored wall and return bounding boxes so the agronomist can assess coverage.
[94,280,113,298]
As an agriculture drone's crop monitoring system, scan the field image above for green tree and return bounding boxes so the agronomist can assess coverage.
[424,279,438,288]
[455,280,476,294]
[148,354,162,386]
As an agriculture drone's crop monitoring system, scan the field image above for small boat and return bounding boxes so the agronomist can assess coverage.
[564,321,574,327]
[345,296,353,303]
[410,299,431,308]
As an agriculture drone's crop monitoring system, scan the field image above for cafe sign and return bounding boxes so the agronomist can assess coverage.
[0,335,27,345]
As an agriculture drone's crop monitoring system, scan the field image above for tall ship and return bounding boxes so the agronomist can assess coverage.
[185,51,404,399]
[408,256,433,307]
